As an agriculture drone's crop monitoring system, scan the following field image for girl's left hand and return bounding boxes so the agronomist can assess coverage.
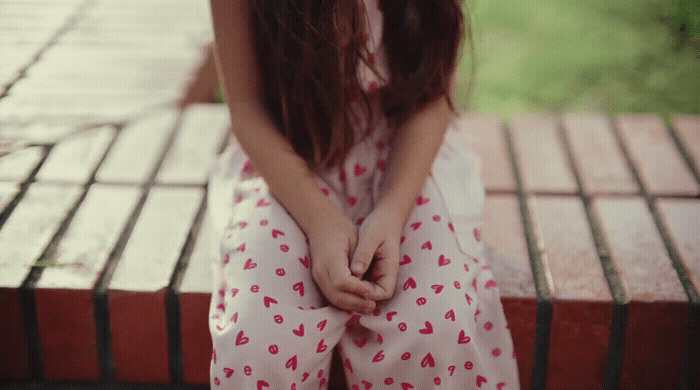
[350,205,404,301]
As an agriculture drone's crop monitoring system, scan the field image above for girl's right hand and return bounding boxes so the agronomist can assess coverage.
[306,211,378,313]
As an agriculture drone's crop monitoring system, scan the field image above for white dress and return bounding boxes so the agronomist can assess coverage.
[206,1,520,388]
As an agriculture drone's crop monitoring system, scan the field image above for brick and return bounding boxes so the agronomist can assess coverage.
[593,197,688,389]
[25,59,193,81]
[0,184,81,379]
[0,146,44,182]
[0,288,28,379]
[0,121,86,145]
[57,31,198,49]
[0,13,67,30]
[35,126,115,183]
[656,199,700,292]
[34,184,140,381]
[96,110,178,184]
[0,94,177,124]
[484,194,536,389]
[458,113,516,193]
[510,114,577,194]
[108,186,203,383]
[0,29,54,45]
[156,105,230,185]
[12,74,186,93]
[0,183,18,212]
[616,114,699,196]
[529,196,612,389]
[671,114,700,175]
[562,113,637,195]
[0,183,82,288]
[179,214,216,385]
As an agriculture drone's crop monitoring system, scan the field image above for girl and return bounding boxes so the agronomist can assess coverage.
[207,0,519,388]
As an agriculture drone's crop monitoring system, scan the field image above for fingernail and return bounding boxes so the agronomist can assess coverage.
[351,263,365,274]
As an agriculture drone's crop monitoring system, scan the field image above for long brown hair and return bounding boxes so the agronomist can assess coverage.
[253,0,466,169]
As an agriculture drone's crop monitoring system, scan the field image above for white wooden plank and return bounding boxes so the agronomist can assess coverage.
[109,186,203,292]
[36,184,141,289]
[0,146,43,182]
[96,110,177,184]
[156,104,229,185]
[0,183,82,288]
[35,126,115,183]
[180,213,215,293]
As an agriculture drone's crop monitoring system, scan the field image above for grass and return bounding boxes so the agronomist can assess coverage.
[455,0,700,120]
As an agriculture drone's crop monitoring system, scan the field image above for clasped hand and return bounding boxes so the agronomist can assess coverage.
[306,206,403,313]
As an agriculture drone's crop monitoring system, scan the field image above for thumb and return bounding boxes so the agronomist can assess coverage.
[351,232,378,276]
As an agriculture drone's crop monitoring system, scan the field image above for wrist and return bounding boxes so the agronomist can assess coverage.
[373,198,410,232]
[294,196,346,237]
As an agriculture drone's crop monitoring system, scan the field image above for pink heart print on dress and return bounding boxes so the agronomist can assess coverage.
[235,331,249,346]
[418,321,433,334]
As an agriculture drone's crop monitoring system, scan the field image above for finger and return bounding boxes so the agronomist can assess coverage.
[313,264,373,309]
[327,290,376,313]
[350,231,379,276]
[329,261,376,298]
[367,242,400,300]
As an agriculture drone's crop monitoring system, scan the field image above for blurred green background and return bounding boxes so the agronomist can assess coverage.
[454,0,700,120]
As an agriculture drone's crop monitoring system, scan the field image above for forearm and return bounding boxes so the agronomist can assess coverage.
[227,104,341,231]
[379,95,454,225]
[209,0,339,233]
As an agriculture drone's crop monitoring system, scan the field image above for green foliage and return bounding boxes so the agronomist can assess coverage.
[455,0,700,119]
[668,0,700,51]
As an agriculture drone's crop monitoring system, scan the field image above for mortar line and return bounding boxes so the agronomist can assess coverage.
[664,115,700,188]
[553,112,627,390]
[166,193,208,384]
[502,118,552,390]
